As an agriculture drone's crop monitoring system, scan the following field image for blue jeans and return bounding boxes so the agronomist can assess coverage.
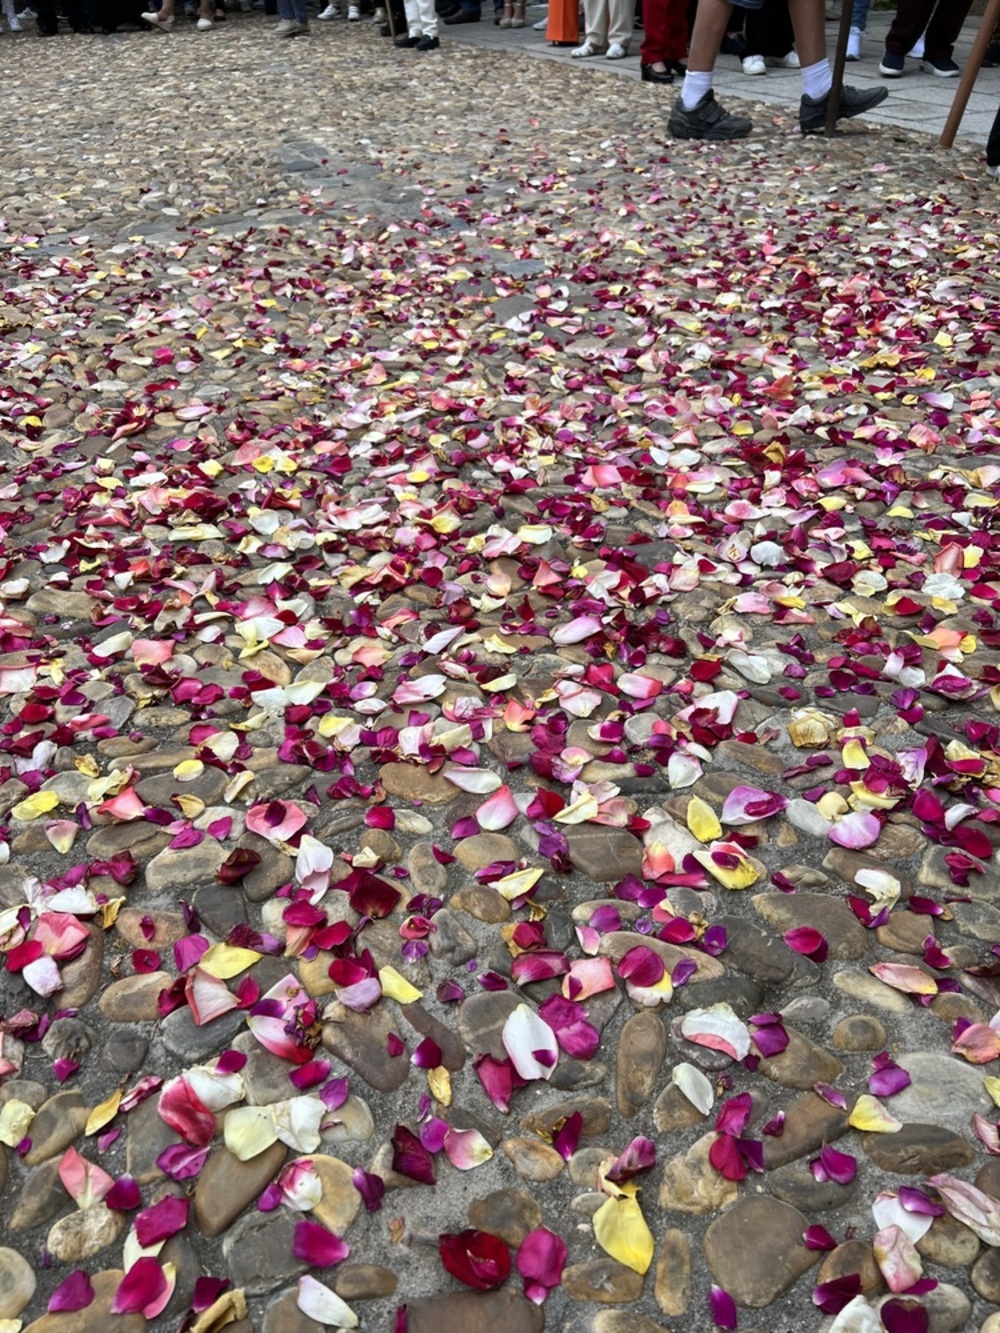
[851,0,869,28]
[278,0,306,19]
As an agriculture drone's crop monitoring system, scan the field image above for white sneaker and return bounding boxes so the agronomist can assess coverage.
[570,38,599,56]
[6,14,22,28]
[347,3,359,16]
[909,35,924,58]
[605,40,627,57]
[317,4,339,14]
[532,14,546,26]
[767,49,799,68]
[141,11,174,28]
[742,53,766,75]
[989,164,1000,182]
[196,15,212,26]
[846,26,861,60]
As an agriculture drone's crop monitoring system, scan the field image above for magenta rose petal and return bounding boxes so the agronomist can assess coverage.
[515,1227,567,1303]
[292,1218,350,1267]
[111,1259,168,1316]
[48,1271,94,1313]
[134,1194,190,1246]
[709,1284,738,1329]
[881,1297,931,1333]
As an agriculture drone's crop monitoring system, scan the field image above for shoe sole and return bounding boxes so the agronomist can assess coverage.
[668,120,751,141]
[919,61,958,77]
[878,62,903,76]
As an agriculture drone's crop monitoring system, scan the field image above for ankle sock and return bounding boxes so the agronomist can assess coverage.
[801,58,832,99]
[681,70,712,109]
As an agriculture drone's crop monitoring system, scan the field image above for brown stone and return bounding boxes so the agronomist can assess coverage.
[406,1288,544,1332]
[861,1124,975,1175]
[659,1132,739,1216]
[562,1259,645,1303]
[450,883,511,923]
[832,1014,887,1052]
[654,1228,691,1316]
[653,1083,709,1135]
[379,763,459,804]
[9,1159,69,1231]
[757,1027,844,1090]
[763,1093,850,1169]
[520,1096,610,1141]
[263,1287,321,1333]
[752,891,867,959]
[703,1197,817,1306]
[194,1142,288,1237]
[332,1265,397,1299]
[400,1002,466,1071]
[46,1206,126,1263]
[876,911,933,956]
[321,1003,411,1093]
[616,1011,667,1119]
[99,973,171,1022]
[456,990,523,1060]
[598,931,725,984]
[60,927,104,1008]
[502,1138,565,1182]
[565,826,643,882]
[468,1188,542,1246]
[455,833,519,870]
[24,1091,89,1166]
[818,1240,883,1294]
[917,1214,980,1270]
[22,1271,144,1333]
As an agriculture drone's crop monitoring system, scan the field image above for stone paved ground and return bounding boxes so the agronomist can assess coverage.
[3,14,1000,1333]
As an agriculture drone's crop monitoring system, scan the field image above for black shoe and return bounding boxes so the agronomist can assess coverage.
[799,82,888,134]
[38,23,58,32]
[666,58,686,75]
[394,31,418,42]
[641,62,673,83]
[985,42,1000,67]
[443,8,478,20]
[379,20,390,31]
[667,90,752,141]
[436,2,458,12]
[415,31,437,45]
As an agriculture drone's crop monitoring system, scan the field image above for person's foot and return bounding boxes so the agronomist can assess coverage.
[6,13,22,28]
[799,81,888,133]
[570,37,600,55]
[845,26,861,60]
[347,2,359,15]
[317,4,340,15]
[395,31,417,42]
[878,49,904,77]
[442,7,477,19]
[741,53,765,75]
[668,90,752,141]
[767,50,799,68]
[989,164,1000,182]
[909,35,924,58]
[141,11,174,27]
[605,40,626,57]
[196,15,213,27]
[641,62,673,83]
[415,31,437,46]
[920,55,959,77]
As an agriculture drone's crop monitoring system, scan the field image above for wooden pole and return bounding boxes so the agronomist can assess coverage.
[940,0,1000,148]
[825,1,856,136]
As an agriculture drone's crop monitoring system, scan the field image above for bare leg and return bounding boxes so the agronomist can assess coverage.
[787,0,825,65]
[686,0,731,70]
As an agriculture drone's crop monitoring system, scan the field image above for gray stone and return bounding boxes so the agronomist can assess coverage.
[222,1208,306,1296]
[714,915,817,985]
[46,1206,125,1263]
[467,1188,542,1245]
[833,1014,887,1051]
[769,1160,858,1211]
[456,990,522,1060]
[752,891,868,959]
[757,1027,843,1090]
[659,1132,739,1216]
[763,1092,850,1169]
[428,908,478,965]
[861,1124,975,1175]
[161,1000,246,1062]
[654,1228,691,1316]
[9,1159,69,1231]
[127,1090,181,1184]
[321,1003,411,1093]
[23,1091,89,1165]
[143,839,227,893]
[406,1289,544,1332]
[561,1259,645,1303]
[565,826,643,882]
[888,1051,994,1131]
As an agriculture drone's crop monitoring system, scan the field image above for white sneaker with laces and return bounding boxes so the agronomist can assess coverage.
[318,4,339,14]
[570,38,600,55]
[347,3,359,16]
[742,53,766,75]
[846,26,861,60]
[767,49,799,68]
[605,40,626,57]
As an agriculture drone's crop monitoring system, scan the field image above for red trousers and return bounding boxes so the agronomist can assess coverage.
[546,0,578,43]
[639,0,687,63]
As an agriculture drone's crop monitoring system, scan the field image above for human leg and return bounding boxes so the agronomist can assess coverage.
[606,0,635,51]
[921,0,972,63]
[884,0,933,56]
[988,101,1000,171]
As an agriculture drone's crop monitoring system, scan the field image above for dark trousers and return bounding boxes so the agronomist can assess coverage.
[886,0,973,60]
[36,0,90,29]
[639,0,686,63]
[988,103,1000,168]
[745,0,792,58]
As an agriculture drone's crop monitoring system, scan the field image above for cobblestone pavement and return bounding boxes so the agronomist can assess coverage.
[2,13,1000,1333]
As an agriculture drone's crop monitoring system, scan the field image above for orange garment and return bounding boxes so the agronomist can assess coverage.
[547,0,578,44]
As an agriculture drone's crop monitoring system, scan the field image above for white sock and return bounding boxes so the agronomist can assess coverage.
[801,58,832,100]
[681,70,713,110]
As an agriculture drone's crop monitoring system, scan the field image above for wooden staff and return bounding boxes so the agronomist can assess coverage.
[940,0,1000,148]
[825,1,856,135]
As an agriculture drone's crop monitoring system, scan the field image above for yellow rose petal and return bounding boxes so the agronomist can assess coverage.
[85,1089,123,1136]
[427,1066,452,1107]
[686,796,721,843]
[848,1094,902,1133]
[378,966,423,1003]
[592,1194,655,1275]
[12,790,60,821]
[199,944,261,980]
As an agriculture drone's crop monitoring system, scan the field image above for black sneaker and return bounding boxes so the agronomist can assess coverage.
[667,91,752,141]
[799,82,888,134]
[878,49,904,76]
[394,31,418,41]
[415,31,438,45]
[920,55,959,77]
